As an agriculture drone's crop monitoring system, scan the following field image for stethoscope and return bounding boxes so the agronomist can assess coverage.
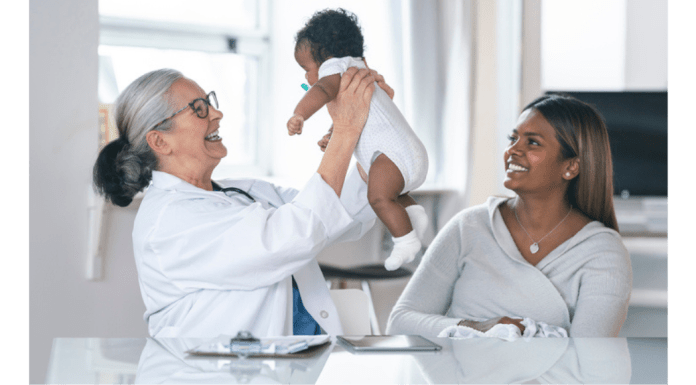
[211,181,256,203]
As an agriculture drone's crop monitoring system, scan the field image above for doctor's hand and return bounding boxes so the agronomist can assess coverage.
[326,67,375,139]
[362,58,395,100]
[370,69,394,100]
[458,317,526,335]
[317,68,393,153]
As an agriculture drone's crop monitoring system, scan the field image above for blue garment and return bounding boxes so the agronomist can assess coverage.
[292,277,321,335]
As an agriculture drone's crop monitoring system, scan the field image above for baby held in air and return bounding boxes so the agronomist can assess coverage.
[287,9,429,270]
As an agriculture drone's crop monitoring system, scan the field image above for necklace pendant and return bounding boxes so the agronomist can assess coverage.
[530,243,539,254]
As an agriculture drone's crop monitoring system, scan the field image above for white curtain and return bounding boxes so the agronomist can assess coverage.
[401,0,476,237]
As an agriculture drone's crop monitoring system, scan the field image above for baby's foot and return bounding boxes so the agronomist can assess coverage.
[405,205,429,242]
[384,230,421,271]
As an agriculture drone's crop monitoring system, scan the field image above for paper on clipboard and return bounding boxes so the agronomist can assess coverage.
[187,335,331,358]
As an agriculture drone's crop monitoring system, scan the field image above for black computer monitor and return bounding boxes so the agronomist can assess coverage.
[545,91,667,197]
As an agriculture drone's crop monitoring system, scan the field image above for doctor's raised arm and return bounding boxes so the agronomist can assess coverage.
[92,67,382,339]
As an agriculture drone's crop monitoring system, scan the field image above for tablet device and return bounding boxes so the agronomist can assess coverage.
[337,335,442,352]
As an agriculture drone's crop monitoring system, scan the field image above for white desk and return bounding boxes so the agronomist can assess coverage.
[46,337,667,384]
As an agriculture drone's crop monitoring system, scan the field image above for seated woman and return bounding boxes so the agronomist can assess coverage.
[386,94,632,337]
[93,67,386,338]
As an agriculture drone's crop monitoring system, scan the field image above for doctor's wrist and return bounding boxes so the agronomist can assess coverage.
[327,128,361,149]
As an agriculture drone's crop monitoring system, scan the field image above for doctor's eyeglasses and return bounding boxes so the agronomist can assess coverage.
[154,91,218,128]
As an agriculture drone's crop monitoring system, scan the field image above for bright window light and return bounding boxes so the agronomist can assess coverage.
[98,0,268,177]
[99,45,257,168]
[99,0,259,30]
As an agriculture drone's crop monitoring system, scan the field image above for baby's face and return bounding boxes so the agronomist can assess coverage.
[294,45,320,86]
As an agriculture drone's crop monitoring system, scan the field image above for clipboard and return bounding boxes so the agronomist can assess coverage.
[187,334,332,359]
[337,335,442,353]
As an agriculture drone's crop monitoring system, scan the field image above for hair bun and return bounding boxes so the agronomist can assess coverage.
[116,135,130,148]
[93,138,133,207]
[110,194,133,207]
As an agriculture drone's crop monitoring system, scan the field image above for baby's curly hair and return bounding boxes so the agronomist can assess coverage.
[295,8,364,65]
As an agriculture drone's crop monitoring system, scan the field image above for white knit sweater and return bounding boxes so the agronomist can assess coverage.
[386,196,632,337]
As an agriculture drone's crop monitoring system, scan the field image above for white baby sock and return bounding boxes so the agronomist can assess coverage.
[405,205,429,242]
[384,230,421,271]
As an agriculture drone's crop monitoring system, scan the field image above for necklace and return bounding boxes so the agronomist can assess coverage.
[514,203,573,254]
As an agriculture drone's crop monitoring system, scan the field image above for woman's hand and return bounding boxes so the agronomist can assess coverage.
[370,69,394,100]
[317,67,375,197]
[326,67,375,138]
[362,59,394,99]
[318,68,393,153]
[458,317,526,334]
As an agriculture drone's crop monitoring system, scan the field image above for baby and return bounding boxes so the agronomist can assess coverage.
[287,9,429,271]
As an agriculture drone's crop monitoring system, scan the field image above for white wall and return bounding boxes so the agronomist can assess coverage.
[30,1,147,383]
[541,0,628,91]
[540,0,667,91]
[468,0,500,207]
[625,0,668,89]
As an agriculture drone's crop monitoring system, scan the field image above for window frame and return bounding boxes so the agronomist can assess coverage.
[98,0,272,177]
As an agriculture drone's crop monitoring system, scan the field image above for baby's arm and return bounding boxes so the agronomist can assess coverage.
[287,74,341,135]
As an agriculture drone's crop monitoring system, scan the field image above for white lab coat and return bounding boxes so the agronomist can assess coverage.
[132,166,376,338]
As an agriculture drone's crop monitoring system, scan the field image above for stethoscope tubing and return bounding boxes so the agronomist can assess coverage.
[211,181,256,203]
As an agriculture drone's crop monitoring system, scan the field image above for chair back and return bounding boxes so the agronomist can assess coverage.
[330,289,372,335]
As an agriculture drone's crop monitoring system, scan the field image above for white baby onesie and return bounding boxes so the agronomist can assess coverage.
[317,57,429,194]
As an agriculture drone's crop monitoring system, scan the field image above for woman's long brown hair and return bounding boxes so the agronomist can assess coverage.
[523,94,619,231]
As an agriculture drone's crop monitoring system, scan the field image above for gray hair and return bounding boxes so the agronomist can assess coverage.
[93,68,184,206]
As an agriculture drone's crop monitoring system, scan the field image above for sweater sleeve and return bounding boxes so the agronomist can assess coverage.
[386,212,468,337]
[569,233,633,337]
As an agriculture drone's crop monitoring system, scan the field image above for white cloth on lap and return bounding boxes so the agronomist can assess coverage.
[438,317,568,341]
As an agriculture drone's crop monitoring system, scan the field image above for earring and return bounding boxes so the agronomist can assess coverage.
[565,172,571,177]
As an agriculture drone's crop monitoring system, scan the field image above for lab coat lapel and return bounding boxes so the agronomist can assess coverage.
[292,259,344,335]
[151,171,256,195]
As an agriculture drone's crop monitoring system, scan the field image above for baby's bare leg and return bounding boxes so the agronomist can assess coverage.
[370,155,422,271]
[367,154,412,237]
[399,192,429,242]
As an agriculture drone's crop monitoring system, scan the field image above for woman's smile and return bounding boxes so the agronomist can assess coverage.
[506,161,529,173]
[205,129,222,142]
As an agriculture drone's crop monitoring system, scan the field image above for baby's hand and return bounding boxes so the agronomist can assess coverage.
[287,114,305,136]
[317,126,333,152]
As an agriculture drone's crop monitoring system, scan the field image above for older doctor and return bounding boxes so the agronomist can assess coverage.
[93,67,381,338]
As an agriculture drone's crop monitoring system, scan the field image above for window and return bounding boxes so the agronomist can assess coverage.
[98,0,270,178]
